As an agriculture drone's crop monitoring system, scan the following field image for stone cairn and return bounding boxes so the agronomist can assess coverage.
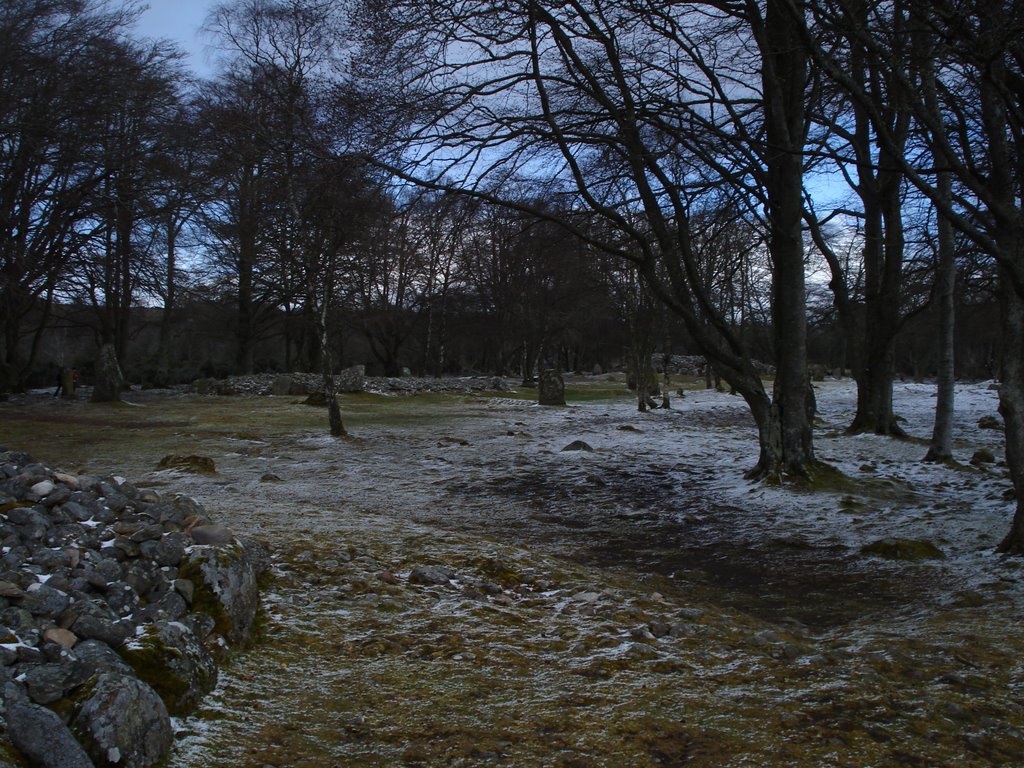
[0,448,267,768]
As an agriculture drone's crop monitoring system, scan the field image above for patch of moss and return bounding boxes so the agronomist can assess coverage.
[860,538,945,561]
[178,549,238,640]
[118,625,192,714]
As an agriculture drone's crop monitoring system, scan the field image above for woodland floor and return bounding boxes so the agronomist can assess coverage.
[2,375,1023,767]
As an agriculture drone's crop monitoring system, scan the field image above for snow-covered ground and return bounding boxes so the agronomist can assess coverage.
[4,377,1023,766]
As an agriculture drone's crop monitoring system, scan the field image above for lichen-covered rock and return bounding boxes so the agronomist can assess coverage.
[21,659,92,704]
[72,672,172,768]
[179,540,264,646]
[72,639,134,677]
[71,615,131,648]
[4,683,94,768]
[538,369,566,406]
[119,621,217,714]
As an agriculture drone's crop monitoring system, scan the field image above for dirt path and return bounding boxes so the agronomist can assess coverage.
[2,380,1023,766]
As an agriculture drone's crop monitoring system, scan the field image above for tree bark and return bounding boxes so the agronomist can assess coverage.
[997,253,1024,552]
[759,0,815,477]
[925,171,956,462]
[91,343,124,403]
[156,213,177,387]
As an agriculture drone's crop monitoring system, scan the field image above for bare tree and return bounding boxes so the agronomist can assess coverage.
[810,0,1024,550]
[355,0,819,478]
[0,0,138,393]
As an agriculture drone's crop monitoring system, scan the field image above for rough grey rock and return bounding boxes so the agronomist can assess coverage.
[21,582,72,616]
[72,615,132,648]
[271,374,296,396]
[0,448,262,766]
[538,369,566,406]
[72,639,134,677]
[21,659,92,704]
[4,683,95,768]
[120,621,217,714]
[72,673,172,768]
[561,440,594,452]
[408,565,456,586]
[180,540,262,645]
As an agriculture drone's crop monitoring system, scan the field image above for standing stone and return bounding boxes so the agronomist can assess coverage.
[60,368,77,401]
[91,344,124,403]
[271,375,294,396]
[538,369,566,406]
[337,364,365,393]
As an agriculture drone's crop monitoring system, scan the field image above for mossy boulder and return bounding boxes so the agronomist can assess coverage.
[179,539,266,647]
[71,672,172,768]
[971,448,997,465]
[978,415,1004,431]
[156,454,217,474]
[860,538,945,561]
[118,621,217,715]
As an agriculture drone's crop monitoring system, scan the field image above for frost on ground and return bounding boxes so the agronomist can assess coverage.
[2,377,1022,766]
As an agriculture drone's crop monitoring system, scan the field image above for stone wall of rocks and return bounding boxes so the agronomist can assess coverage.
[651,354,776,377]
[0,448,267,768]
[191,370,511,397]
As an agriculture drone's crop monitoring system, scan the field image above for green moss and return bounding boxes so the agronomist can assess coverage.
[0,501,34,514]
[118,625,193,714]
[178,550,237,640]
[860,538,945,561]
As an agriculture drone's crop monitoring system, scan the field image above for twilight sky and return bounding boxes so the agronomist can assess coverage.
[132,0,219,76]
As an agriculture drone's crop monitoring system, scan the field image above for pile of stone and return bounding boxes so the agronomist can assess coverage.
[0,448,266,768]
[651,355,708,377]
[650,355,776,377]
[191,369,511,397]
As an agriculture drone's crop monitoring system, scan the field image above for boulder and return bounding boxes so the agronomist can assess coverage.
[72,639,135,677]
[188,523,235,546]
[561,440,594,452]
[271,374,295,396]
[179,540,263,646]
[22,660,93,704]
[193,378,217,395]
[408,565,456,586]
[119,621,217,714]
[72,672,172,768]
[4,683,94,768]
[538,369,566,406]
[155,455,216,474]
[337,364,366,393]
[860,538,945,561]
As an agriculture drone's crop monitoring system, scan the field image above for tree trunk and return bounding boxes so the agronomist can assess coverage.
[925,172,956,463]
[997,262,1024,553]
[319,303,346,437]
[156,214,177,387]
[760,0,815,477]
[91,343,124,403]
